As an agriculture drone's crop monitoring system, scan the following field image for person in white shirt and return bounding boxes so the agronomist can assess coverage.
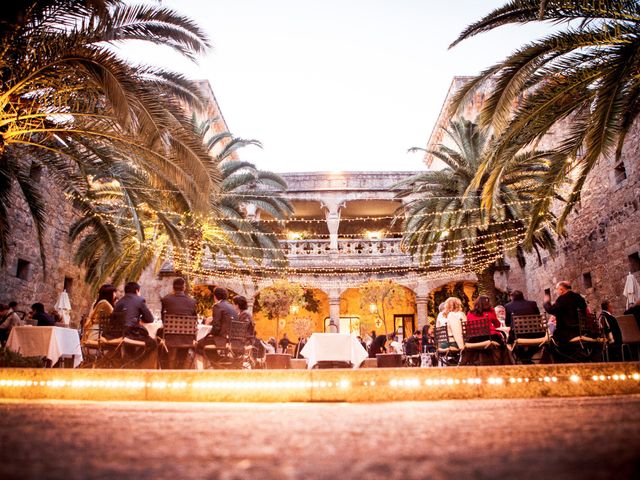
[441,297,466,349]
[435,302,446,328]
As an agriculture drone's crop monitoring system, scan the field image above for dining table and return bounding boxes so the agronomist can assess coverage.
[6,326,83,367]
[299,332,368,369]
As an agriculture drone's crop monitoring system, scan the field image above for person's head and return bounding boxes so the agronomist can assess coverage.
[510,290,525,301]
[494,305,506,319]
[438,302,446,313]
[601,300,611,312]
[370,330,376,338]
[233,295,248,311]
[387,332,395,340]
[413,330,420,338]
[8,301,17,310]
[443,297,462,314]
[283,332,288,338]
[213,287,228,302]
[555,281,571,296]
[124,282,140,295]
[172,277,186,292]
[96,284,117,306]
[472,296,492,316]
[31,302,45,314]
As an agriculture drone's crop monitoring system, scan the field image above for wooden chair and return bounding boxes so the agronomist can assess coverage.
[617,315,640,361]
[435,325,460,366]
[162,314,198,369]
[511,314,549,363]
[460,318,501,366]
[566,311,607,362]
[94,310,126,368]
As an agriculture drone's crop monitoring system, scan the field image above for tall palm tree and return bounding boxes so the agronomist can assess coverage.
[393,119,556,305]
[449,0,640,230]
[0,0,213,268]
[198,119,293,267]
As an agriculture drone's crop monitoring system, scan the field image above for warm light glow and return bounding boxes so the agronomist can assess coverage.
[290,304,300,315]
[287,231,303,240]
[369,303,378,314]
[366,230,382,240]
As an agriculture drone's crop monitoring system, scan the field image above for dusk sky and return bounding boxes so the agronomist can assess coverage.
[131,1,555,172]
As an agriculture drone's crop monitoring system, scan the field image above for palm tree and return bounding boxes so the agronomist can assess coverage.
[393,119,556,305]
[0,0,213,268]
[448,0,640,230]
[198,119,293,267]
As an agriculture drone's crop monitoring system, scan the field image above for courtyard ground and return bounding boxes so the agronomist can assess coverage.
[0,395,638,479]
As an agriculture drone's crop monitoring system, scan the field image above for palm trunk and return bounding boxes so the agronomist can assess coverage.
[475,264,498,307]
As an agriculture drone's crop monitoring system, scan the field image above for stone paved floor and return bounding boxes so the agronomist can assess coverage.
[0,395,639,479]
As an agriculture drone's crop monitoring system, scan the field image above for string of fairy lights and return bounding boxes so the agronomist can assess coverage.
[63,184,563,283]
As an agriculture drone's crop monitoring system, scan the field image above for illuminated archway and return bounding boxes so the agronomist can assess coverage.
[252,286,329,341]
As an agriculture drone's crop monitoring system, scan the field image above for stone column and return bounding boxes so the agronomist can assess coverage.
[321,199,346,251]
[328,288,341,332]
[416,295,429,330]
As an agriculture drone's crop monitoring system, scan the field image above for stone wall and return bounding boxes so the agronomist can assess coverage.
[0,171,93,325]
[522,121,640,314]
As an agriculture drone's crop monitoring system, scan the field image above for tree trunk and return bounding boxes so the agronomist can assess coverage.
[475,264,498,307]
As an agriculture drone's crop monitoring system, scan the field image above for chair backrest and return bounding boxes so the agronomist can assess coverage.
[462,317,491,341]
[617,315,640,344]
[512,314,547,337]
[434,325,449,349]
[101,310,126,339]
[229,320,250,351]
[163,314,198,336]
[578,310,602,338]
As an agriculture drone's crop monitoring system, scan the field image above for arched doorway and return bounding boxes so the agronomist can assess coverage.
[252,287,328,341]
[340,282,416,339]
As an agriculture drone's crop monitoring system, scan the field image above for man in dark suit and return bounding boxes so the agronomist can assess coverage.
[544,281,587,362]
[505,290,541,362]
[197,287,238,362]
[600,300,622,361]
[505,290,540,327]
[112,282,157,366]
[30,303,55,326]
[504,290,540,342]
[160,277,197,368]
[161,277,197,319]
[543,281,587,344]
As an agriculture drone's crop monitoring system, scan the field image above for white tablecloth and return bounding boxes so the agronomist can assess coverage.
[7,326,83,367]
[143,322,211,341]
[300,333,368,369]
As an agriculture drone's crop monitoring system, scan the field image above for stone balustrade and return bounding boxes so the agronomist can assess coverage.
[285,238,405,257]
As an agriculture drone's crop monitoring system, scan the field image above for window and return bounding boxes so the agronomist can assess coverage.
[63,276,73,295]
[629,252,640,273]
[614,162,627,184]
[29,162,43,182]
[16,259,31,281]
[583,272,593,289]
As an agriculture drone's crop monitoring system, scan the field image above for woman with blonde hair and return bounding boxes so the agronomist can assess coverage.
[442,297,465,349]
[82,284,117,343]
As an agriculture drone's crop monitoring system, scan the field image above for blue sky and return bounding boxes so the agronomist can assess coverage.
[134,1,554,172]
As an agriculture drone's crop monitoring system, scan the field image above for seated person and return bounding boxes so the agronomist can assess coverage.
[463,296,512,365]
[197,287,238,356]
[30,303,55,326]
[441,297,465,349]
[0,303,23,346]
[368,333,387,358]
[111,282,157,366]
[599,300,622,362]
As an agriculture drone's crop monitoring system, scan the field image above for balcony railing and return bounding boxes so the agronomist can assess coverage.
[285,238,406,257]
